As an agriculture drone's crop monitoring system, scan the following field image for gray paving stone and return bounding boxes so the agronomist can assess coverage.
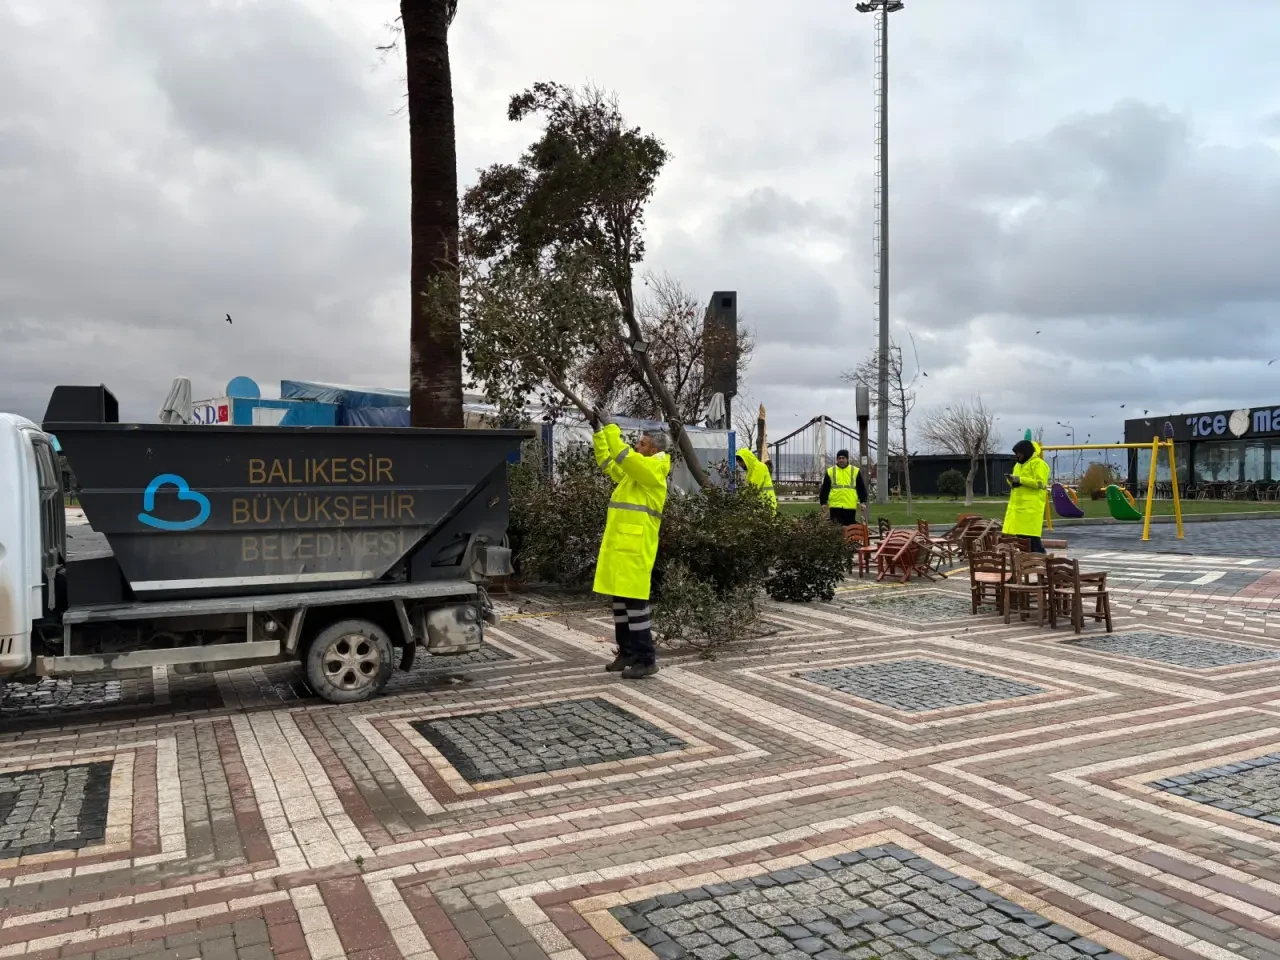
[844,592,974,623]
[1066,630,1280,668]
[410,696,686,783]
[799,659,1044,712]
[0,761,112,858]
[1149,753,1280,820]
[611,844,1106,959]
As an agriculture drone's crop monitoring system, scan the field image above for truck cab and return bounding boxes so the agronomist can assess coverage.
[0,413,63,677]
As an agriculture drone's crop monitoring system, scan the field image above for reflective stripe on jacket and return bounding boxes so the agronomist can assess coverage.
[591,423,670,601]
[1003,441,1050,537]
[826,465,860,509]
[736,447,777,513]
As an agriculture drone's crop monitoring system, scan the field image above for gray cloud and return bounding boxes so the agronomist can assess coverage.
[2,0,1280,457]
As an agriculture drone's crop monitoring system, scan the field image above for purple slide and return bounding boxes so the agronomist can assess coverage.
[1051,483,1085,519]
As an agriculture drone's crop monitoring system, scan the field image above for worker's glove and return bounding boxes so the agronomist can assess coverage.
[592,406,612,428]
[1009,476,1022,487]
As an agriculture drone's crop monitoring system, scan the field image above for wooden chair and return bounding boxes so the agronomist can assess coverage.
[914,521,955,572]
[963,520,1002,558]
[997,534,1032,559]
[875,530,918,583]
[969,551,1010,615]
[843,523,876,578]
[1046,556,1113,634]
[843,522,872,547]
[932,516,979,563]
[1003,553,1053,627]
[908,532,944,581]
[842,523,876,576]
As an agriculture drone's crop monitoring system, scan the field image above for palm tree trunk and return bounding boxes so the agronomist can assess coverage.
[403,0,463,428]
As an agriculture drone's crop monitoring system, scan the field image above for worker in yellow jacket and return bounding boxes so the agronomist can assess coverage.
[591,410,671,679]
[735,448,777,513]
[1004,438,1050,552]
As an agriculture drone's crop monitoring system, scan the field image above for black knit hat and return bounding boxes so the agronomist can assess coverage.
[1012,439,1035,457]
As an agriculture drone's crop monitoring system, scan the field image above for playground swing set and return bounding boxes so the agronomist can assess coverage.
[1039,437,1184,542]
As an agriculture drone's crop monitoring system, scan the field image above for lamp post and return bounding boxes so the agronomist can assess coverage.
[856,0,904,504]
[1056,421,1076,477]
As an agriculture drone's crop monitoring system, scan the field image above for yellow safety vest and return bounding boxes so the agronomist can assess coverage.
[736,448,777,513]
[591,424,671,601]
[827,464,860,510]
[1003,442,1050,537]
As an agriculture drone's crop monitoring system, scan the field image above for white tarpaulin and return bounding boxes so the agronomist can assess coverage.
[157,377,193,424]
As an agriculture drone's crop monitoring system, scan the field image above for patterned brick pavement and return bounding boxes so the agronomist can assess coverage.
[6,544,1280,958]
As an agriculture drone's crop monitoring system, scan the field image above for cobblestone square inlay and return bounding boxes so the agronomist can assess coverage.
[1066,630,1280,668]
[411,697,686,783]
[798,659,1045,713]
[0,761,113,858]
[1149,754,1280,825]
[610,843,1111,960]
[0,677,125,715]
[846,592,973,623]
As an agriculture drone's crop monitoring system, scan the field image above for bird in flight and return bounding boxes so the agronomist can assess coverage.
[1120,404,1125,408]
[225,314,233,324]
[1270,359,1277,365]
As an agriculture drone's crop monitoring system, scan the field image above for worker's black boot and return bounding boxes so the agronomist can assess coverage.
[605,653,632,673]
[622,662,658,680]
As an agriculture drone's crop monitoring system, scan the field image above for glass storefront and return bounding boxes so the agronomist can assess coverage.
[1192,439,1280,484]
[1124,403,1280,493]
[1134,442,1189,488]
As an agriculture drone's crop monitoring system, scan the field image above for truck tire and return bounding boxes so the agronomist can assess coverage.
[305,620,394,704]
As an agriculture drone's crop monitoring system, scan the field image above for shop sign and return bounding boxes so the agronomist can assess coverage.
[1128,404,1280,444]
[192,397,230,425]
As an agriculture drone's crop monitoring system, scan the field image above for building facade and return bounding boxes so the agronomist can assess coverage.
[1124,404,1280,491]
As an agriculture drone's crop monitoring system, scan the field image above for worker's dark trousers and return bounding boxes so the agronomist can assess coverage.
[1027,536,1046,554]
[612,597,657,666]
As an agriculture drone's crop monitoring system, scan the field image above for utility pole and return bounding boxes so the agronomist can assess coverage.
[856,0,903,504]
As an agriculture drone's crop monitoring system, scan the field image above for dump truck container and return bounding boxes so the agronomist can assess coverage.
[46,385,527,599]
[0,385,534,704]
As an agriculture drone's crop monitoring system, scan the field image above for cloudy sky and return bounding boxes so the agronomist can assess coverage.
[3,0,1280,452]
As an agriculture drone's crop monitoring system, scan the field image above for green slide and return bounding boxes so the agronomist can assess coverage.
[1105,484,1143,521]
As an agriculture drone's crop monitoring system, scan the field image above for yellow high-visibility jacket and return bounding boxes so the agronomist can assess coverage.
[827,464,860,509]
[1003,441,1050,537]
[736,448,777,513]
[592,423,671,600]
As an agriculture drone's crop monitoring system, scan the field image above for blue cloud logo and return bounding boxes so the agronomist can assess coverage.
[138,473,211,532]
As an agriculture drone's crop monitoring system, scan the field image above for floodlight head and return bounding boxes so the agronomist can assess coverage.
[630,339,649,356]
[856,0,904,10]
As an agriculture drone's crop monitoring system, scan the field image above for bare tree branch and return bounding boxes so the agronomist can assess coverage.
[842,330,919,511]
[578,272,753,424]
[917,397,1000,506]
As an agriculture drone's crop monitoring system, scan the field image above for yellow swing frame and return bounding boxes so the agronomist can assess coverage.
[1039,438,1183,542]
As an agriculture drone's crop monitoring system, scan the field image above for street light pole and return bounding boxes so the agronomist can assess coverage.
[856,0,904,505]
[1057,421,1076,477]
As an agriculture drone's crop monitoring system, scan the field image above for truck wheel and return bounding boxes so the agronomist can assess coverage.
[305,620,394,704]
